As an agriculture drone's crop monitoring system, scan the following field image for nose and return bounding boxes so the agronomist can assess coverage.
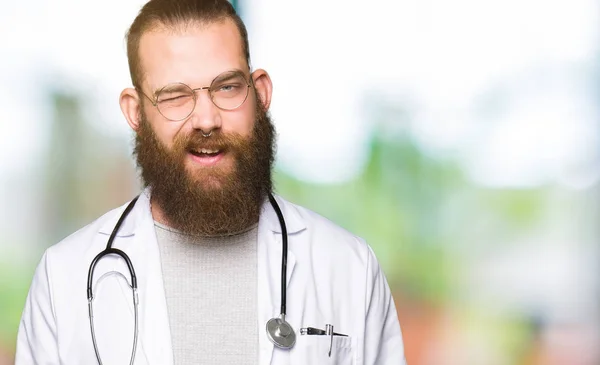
[188,88,222,134]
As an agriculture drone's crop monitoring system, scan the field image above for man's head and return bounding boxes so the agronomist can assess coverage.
[119,0,276,236]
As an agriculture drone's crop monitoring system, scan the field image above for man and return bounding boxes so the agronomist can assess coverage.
[16,0,406,364]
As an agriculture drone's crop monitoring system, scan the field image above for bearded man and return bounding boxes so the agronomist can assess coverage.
[16,1,406,364]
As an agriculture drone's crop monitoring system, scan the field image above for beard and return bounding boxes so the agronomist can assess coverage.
[133,98,276,236]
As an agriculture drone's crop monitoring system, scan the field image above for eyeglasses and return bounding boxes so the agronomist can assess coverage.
[137,70,252,121]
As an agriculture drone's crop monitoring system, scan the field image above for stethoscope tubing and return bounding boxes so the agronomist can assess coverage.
[268,193,288,317]
[86,193,293,364]
[86,196,140,365]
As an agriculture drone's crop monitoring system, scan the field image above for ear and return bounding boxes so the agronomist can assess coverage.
[251,69,273,111]
[119,87,143,131]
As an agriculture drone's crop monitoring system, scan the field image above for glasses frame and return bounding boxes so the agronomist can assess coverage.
[137,70,252,121]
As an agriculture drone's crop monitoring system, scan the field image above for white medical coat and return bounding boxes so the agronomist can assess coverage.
[16,191,406,364]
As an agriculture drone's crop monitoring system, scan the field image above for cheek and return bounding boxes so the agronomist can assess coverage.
[222,103,256,137]
[149,119,181,149]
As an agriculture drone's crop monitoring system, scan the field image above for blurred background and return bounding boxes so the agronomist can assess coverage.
[1,0,598,364]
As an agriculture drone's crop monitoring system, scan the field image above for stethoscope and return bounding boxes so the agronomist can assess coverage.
[86,193,295,365]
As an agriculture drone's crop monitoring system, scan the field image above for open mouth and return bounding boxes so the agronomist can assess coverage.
[187,147,226,166]
[189,148,222,157]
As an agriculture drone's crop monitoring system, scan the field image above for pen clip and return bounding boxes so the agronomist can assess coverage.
[326,324,334,357]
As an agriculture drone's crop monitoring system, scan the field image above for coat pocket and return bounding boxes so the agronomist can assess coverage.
[290,335,354,365]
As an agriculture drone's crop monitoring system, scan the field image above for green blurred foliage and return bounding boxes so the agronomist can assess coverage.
[275,134,463,303]
[0,257,35,353]
[274,132,548,307]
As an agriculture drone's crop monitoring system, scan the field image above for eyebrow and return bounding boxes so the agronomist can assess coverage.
[223,68,247,77]
[213,69,245,83]
[152,87,163,99]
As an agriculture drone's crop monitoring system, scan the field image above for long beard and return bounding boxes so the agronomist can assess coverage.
[133,98,276,236]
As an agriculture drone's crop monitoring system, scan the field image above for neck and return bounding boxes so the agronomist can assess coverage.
[150,196,170,227]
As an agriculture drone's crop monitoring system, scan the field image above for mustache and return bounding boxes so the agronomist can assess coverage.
[175,129,247,152]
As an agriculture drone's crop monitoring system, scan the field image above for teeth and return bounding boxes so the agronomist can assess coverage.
[196,148,219,154]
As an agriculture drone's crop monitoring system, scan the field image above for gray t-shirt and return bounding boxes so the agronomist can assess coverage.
[155,222,258,365]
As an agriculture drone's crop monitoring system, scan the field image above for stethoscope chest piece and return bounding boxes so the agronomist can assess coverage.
[266,315,296,349]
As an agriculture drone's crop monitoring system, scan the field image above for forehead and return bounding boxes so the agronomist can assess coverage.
[138,19,247,88]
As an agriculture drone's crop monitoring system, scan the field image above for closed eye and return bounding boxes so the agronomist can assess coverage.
[160,95,189,103]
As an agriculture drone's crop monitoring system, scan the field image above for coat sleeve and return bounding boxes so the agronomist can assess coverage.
[363,244,407,365]
[15,250,61,365]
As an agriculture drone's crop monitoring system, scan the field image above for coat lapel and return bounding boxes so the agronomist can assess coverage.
[98,190,173,365]
[133,191,174,365]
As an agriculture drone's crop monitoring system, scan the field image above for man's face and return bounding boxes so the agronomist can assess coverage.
[130,20,275,235]
[137,19,256,182]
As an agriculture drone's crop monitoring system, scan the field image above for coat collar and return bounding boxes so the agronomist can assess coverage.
[98,188,306,237]
[261,194,306,235]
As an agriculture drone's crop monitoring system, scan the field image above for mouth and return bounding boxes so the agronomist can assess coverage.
[187,147,226,166]
[189,147,221,157]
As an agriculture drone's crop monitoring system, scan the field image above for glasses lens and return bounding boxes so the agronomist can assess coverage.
[210,71,250,110]
[156,83,195,121]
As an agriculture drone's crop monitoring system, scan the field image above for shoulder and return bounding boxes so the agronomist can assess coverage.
[280,198,372,265]
[284,198,364,240]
